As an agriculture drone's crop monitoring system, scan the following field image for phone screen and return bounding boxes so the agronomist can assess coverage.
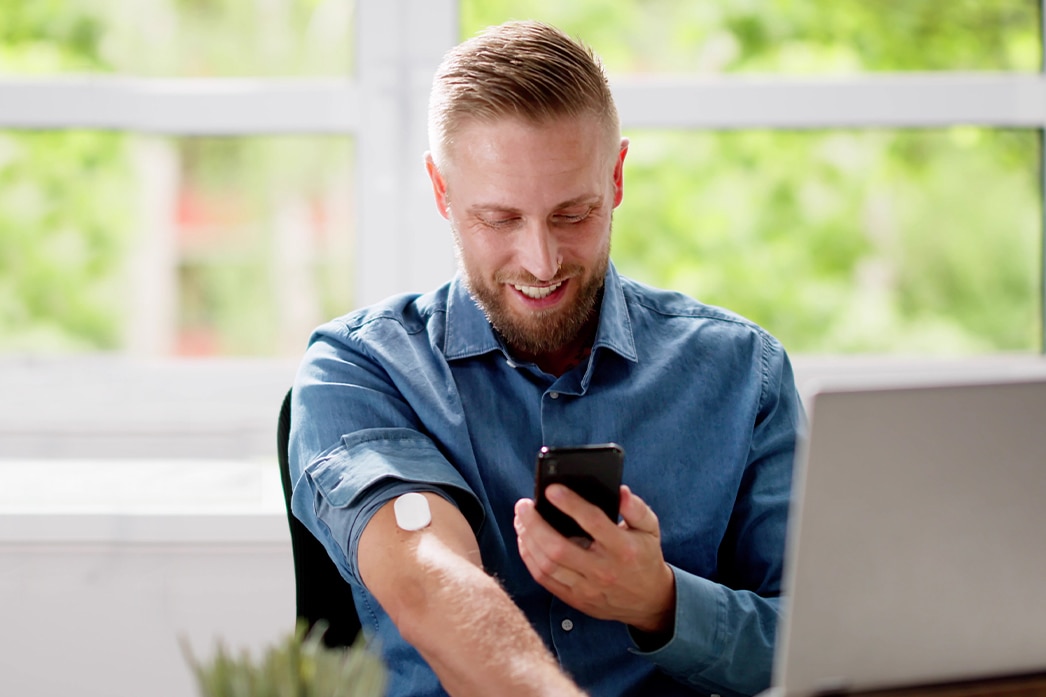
[534,443,625,542]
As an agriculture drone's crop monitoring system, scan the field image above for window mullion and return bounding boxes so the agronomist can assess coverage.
[0,77,360,134]
[613,73,1046,130]
[353,0,459,307]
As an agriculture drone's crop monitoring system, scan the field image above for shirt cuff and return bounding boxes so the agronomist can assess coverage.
[628,564,724,673]
[629,566,780,697]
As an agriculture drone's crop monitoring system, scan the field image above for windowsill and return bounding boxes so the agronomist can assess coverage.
[0,458,288,544]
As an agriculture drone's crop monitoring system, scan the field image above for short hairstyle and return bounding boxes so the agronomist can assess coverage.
[427,20,620,168]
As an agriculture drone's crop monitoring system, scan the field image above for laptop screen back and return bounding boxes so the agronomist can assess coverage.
[775,377,1046,696]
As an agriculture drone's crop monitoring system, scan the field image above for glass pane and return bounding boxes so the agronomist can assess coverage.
[462,1,1041,74]
[0,131,135,353]
[0,132,354,357]
[612,128,1041,354]
[0,0,354,77]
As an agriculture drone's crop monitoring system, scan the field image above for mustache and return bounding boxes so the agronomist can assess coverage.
[495,263,584,286]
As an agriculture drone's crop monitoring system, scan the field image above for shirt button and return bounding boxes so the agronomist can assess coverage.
[561,619,574,632]
[549,391,560,399]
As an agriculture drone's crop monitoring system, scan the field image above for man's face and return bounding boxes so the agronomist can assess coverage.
[427,116,628,357]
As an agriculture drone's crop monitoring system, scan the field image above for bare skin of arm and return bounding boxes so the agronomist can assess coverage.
[358,492,587,697]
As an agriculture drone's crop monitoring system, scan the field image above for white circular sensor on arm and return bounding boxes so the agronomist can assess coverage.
[394,492,432,531]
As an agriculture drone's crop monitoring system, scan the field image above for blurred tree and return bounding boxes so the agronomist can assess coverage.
[0,2,133,352]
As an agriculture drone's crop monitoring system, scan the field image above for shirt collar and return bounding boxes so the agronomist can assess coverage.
[593,262,639,363]
[443,278,503,361]
[443,261,638,364]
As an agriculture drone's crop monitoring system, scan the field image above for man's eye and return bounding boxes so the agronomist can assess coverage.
[483,217,519,229]
[554,210,590,224]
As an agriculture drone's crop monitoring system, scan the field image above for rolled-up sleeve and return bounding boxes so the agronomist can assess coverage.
[295,429,481,585]
[288,319,483,588]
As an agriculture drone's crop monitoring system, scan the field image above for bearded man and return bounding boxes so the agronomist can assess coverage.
[289,20,802,697]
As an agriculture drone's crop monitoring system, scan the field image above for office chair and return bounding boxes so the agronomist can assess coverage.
[278,388,362,648]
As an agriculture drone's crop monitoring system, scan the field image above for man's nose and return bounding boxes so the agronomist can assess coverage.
[517,221,560,282]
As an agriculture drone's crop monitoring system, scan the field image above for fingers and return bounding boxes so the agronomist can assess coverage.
[515,492,674,628]
[617,485,661,537]
[514,498,588,590]
[543,484,620,541]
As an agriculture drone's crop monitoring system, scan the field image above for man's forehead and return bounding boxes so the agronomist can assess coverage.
[444,114,613,161]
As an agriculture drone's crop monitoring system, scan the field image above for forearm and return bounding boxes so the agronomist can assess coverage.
[403,535,583,697]
[360,494,584,697]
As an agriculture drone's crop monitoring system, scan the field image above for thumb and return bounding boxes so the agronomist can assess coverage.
[619,485,660,535]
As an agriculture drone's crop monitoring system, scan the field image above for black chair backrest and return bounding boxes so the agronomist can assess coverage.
[278,388,362,647]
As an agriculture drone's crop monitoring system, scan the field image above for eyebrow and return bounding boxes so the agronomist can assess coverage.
[467,194,603,216]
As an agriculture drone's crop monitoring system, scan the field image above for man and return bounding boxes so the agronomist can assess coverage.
[289,20,802,697]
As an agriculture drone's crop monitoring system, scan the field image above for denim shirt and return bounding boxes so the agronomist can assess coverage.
[289,263,802,697]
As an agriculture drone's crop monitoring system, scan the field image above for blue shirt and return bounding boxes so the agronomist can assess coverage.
[289,263,802,697]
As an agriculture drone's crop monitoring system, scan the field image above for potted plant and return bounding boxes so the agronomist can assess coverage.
[182,622,386,697]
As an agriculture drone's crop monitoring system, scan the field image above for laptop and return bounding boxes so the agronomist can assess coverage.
[763,374,1046,696]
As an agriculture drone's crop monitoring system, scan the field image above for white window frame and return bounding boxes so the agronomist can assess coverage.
[1,0,1044,457]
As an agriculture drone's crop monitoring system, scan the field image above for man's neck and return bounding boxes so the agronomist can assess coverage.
[515,317,599,377]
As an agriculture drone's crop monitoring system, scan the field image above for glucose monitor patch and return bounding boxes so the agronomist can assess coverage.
[394,492,432,531]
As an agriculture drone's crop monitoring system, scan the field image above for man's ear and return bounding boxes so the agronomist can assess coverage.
[612,137,629,208]
[425,152,451,220]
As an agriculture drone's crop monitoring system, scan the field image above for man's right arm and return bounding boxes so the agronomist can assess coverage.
[358,491,586,697]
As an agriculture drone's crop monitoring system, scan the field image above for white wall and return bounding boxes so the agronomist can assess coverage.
[0,357,297,697]
[0,470,293,697]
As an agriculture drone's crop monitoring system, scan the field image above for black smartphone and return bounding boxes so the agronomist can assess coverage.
[534,443,625,542]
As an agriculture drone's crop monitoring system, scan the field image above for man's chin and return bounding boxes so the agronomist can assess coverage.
[466,267,607,357]
[492,307,596,357]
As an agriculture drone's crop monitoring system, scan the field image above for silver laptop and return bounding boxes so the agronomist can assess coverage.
[764,374,1046,696]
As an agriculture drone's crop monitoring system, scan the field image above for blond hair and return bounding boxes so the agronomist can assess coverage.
[427,20,620,167]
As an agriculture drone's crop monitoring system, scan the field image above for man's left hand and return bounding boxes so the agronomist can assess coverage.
[514,484,676,634]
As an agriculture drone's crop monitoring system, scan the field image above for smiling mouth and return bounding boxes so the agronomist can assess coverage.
[512,280,565,299]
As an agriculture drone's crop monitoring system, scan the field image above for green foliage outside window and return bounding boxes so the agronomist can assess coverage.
[0,0,352,77]
[0,4,134,352]
[463,0,1040,74]
[614,128,1039,354]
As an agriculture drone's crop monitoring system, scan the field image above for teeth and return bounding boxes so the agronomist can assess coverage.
[513,280,563,299]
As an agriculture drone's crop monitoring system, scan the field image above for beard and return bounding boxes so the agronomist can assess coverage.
[454,233,610,358]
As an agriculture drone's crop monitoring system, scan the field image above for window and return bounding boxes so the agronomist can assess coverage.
[1,0,1043,461]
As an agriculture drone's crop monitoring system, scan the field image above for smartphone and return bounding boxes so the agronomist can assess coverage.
[534,443,625,542]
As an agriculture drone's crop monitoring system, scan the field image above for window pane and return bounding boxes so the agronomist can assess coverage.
[462,1,1041,74]
[170,136,354,356]
[1,132,354,357]
[0,131,134,353]
[613,128,1041,354]
[0,0,354,77]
